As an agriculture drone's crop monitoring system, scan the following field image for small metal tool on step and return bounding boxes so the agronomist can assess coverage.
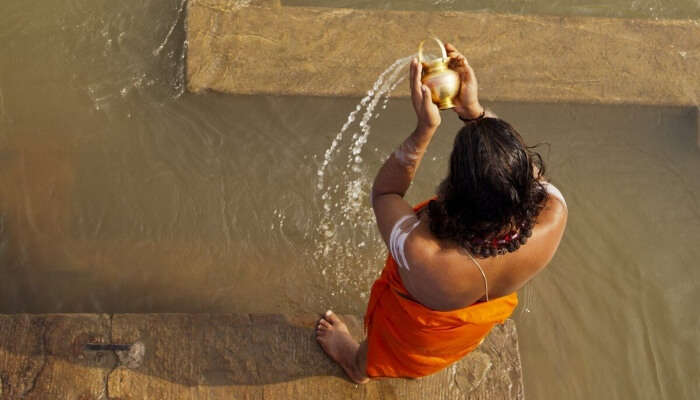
[84,341,146,368]
[85,343,132,351]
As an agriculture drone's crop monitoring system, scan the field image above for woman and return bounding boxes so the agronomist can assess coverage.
[316,43,568,383]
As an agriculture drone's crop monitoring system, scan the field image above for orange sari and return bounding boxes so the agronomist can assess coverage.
[363,200,518,378]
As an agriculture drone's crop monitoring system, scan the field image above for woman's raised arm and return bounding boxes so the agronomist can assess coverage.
[371,58,441,247]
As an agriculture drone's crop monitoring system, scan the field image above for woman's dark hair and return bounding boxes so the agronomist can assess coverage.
[426,118,548,256]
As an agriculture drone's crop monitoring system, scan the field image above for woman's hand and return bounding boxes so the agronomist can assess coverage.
[410,58,441,130]
[444,43,484,120]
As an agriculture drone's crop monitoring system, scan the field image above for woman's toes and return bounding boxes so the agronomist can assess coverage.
[324,310,341,325]
[319,318,331,328]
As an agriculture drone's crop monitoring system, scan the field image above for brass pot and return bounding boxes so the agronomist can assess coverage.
[418,37,460,110]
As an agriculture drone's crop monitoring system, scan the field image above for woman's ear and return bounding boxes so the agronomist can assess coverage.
[532,162,540,179]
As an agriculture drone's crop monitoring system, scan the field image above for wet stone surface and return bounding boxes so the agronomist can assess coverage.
[0,314,523,399]
[0,314,113,399]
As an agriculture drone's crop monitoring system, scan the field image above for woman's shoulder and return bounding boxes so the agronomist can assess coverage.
[534,184,568,248]
[492,189,568,288]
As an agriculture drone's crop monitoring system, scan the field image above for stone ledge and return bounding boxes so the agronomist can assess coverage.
[186,1,699,107]
[0,314,523,399]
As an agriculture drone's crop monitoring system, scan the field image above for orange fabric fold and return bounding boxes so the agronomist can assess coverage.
[363,200,518,378]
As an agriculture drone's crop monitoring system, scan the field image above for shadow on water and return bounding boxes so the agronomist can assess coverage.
[0,91,416,315]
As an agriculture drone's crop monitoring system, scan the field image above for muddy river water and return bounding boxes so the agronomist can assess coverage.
[1,0,699,398]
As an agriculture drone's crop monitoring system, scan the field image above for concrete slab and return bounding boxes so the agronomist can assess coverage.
[186,1,699,107]
[108,313,523,399]
[0,314,113,399]
[0,314,523,399]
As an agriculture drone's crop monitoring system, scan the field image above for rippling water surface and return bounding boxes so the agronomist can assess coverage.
[0,0,698,399]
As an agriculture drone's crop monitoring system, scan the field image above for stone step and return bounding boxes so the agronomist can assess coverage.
[186,0,699,107]
[0,313,523,399]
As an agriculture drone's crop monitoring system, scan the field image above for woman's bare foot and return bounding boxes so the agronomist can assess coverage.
[315,310,369,384]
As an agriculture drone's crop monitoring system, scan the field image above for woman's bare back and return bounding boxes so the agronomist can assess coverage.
[398,192,568,311]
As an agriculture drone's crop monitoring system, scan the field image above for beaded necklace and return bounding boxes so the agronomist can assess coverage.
[464,220,534,258]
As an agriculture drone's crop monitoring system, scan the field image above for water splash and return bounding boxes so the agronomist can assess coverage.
[152,0,189,99]
[81,0,190,114]
[311,55,413,297]
[152,0,187,57]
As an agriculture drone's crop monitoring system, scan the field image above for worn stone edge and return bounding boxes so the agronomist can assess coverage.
[184,3,699,107]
